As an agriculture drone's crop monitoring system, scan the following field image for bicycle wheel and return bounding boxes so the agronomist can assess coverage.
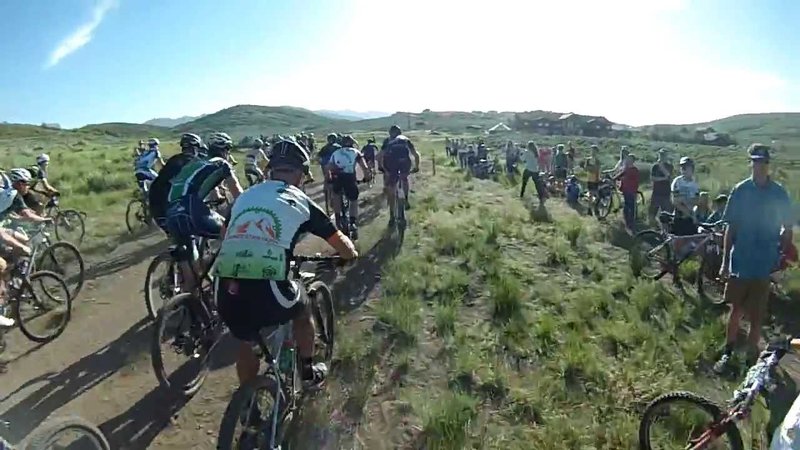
[14,271,72,343]
[35,241,85,300]
[125,198,149,234]
[23,415,110,450]
[396,186,407,244]
[144,252,180,321]
[54,209,86,246]
[597,193,613,218]
[217,374,288,450]
[151,293,221,396]
[308,280,335,364]
[632,230,673,280]
[639,391,743,450]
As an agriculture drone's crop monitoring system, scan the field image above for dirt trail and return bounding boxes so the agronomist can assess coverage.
[0,178,396,449]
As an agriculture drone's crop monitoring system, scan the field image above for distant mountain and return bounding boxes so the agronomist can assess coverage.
[175,105,343,139]
[315,110,392,121]
[144,115,204,127]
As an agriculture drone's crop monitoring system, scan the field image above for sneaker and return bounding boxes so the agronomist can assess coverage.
[302,362,328,391]
[713,352,732,374]
[0,307,14,328]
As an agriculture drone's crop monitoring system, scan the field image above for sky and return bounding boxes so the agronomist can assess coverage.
[1,0,799,128]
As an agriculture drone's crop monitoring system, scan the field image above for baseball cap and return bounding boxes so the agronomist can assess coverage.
[748,143,771,162]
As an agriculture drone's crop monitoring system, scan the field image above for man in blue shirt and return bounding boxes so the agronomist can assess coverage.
[714,143,793,373]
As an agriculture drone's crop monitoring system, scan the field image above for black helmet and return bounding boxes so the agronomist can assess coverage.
[389,125,402,136]
[252,138,264,149]
[326,133,337,144]
[180,133,203,152]
[341,135,357,147]
[368,136,376,144]
[207,132,234,157]
[269,139,310,174]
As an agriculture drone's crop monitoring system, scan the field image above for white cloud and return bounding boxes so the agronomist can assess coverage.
[45,0,117,69]
[242,0,792,125]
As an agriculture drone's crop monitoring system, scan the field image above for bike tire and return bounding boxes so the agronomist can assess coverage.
[15,271,72,343]
[150,292,217,396]
[632,230,672,280]
[125,199,147,233]
[217,374,288,450]
[597,194,613,218]
[308,280,335,364]
[23,415,110,450]
[54,209,86,246]
[35,241,85,300]
[638,391,743,450]
[144,252,179,321]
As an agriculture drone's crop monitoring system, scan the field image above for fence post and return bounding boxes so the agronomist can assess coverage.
[432,151,436,176]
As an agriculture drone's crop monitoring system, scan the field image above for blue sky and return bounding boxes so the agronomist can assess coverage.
[1,0,799,128]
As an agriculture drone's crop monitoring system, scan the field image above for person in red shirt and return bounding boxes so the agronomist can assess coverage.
[614,153,640,233]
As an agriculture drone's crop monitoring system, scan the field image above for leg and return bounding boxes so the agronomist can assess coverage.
[532,172,546,204]
[520,170,531,197]
[385,174,397,223]
[347,179,359,223]
[744,279,771,354]
[236,340,260,385]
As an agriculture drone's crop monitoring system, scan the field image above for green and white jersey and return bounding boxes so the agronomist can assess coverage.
[167,156,233,203]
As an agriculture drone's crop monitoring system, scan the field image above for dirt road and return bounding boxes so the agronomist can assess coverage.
[0,178,395,449]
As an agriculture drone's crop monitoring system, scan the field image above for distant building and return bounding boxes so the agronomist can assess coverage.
[41,122,61,129]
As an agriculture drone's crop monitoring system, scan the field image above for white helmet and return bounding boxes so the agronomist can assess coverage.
[8,168,32,183]
[148,138,160,147]
[0,173,17,213]
[36,153,50,164]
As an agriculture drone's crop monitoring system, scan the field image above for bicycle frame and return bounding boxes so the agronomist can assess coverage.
[255,323,294,450]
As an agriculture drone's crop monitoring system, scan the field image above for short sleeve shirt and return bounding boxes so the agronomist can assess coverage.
[671,175,699,217]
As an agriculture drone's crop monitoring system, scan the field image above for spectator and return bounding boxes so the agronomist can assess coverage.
[612,146,629,173]
[538,144,553,174]
[714,144,793,373]
[614,153,640,233]
[505,141,519,174]
[584,145,602,216]
[553,144,568,182]
[520,141,545,204]
[693,191,711,223]
[707,194,728,223]
[670,156,700,236]
[649,149,674,222]
[566,141,576,173]
[565,175,581,205]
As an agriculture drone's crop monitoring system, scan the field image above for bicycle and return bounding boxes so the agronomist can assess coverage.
[332,178,369,241]
[150,234,224,396]
[125,187,153,234]
[216,254,338,450]
[43,194,86,246]
[0,415,110,450]
[595,172,646,219]
[385,167,418,245]
[632,211,719,285]
[19,222,85,301]
[638,336,800,450]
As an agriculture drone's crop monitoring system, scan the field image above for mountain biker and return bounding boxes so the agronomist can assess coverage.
[165,132,244,292]
[134,138,166,199]
[27,154,59,213]
[5,169,54,225]
[361,137,378,172]
[378,125,421,226]
[0,172,32,327]
[318,134,341,205]
[326,135,373,237]
[134,140,146,158]
[148,133,205,235]
[214,138,359,396]
[244,138,270,185]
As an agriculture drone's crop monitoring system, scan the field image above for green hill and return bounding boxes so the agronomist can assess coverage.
[175,105,344,139]
[349,110,517,133]
[78,122,173,139]
[703,113,800,144]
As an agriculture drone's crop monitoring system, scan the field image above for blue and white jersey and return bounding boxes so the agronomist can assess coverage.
[135,148,162,175]
[329,147,362,175]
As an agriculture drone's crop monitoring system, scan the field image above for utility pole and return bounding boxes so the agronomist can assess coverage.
[407,112,411,131]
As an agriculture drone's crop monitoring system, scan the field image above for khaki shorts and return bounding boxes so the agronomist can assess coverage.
[723,278,771,322]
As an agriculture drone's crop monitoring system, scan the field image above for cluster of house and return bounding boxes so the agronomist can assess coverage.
[511,112,619,137]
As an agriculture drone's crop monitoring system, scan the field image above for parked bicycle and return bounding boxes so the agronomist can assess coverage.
[216,254,337,450]
[43,194,87,246]
[0,415,111,450]
[638,336,800,450]
[595,172,645,219]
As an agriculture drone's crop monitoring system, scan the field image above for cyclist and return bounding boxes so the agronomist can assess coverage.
[670,156,700,235]
[164,132,244,292]
[148,133,205,235]
[244,138,270,186]
[134,138,166,199]
[326,135,373,238]
[361,137,378,172]
[378,125,420,226]
[5,169,54,225]
[317,133,341,206]
[584,145,601,216]
[307,132,316,154]
[0,172,32,327]
[214,138,358,395]
[27,154,59,214]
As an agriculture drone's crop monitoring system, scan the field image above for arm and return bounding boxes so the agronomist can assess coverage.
[409,142,421,169]
[356,153,371,177]
[779,191,794,252]
[0,228,31,255]
[18,208,51,223]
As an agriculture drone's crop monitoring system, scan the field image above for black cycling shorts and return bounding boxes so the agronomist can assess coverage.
[332,173,359,201]
[216,279,308,342]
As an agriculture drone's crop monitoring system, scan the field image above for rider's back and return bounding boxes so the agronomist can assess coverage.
[149,153,196,213]
[167,156,232,203]
[382,135,412,170]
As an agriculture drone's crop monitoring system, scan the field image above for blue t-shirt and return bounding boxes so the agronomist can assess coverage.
[722,177,792,279]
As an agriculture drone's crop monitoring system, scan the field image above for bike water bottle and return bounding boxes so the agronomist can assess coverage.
[278,341,294,373]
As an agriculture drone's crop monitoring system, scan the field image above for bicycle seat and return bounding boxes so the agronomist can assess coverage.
[168,243,192,260]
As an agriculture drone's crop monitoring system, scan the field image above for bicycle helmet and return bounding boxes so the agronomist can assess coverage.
[389,125,402,137]
[8,168,32,184]
[341,135,357,147]
[368,136,376,144]
[326,133,337,144]
[269,139,310,174]
[148,138,160,148]
[0,173,17,213]
[36,153,50,164]
[206,132,234,157]
[252,138,264,149]
[180,133,203,151]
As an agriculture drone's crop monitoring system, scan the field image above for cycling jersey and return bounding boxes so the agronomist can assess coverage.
[329,147,362,175]
[167,157,233,203]
[381,135,415,173]
[317,143,341,167]
[362,143,378,160]
[245,148,268,167]
[135,148,162,176]
[671,175,700,218]
[213,180,336,283]
[148,153,198,222]
[27,165,47,189]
